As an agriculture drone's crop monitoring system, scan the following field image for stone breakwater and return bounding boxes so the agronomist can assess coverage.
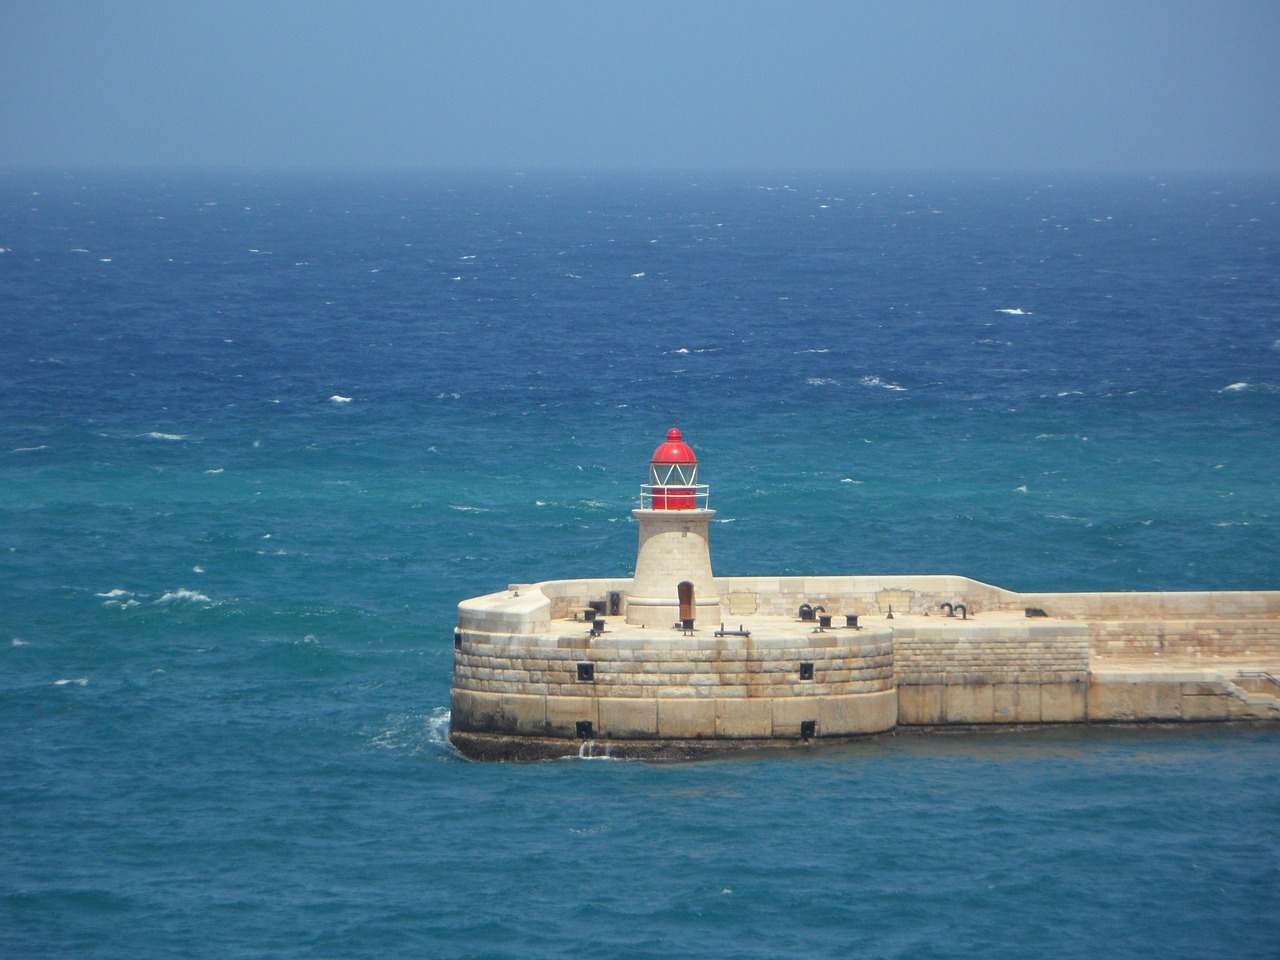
[449,575,1280,760]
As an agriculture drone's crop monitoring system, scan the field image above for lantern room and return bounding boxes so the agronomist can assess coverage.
[641,427,708,510]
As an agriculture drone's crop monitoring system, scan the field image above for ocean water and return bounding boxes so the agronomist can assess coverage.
[2,170,1278,959]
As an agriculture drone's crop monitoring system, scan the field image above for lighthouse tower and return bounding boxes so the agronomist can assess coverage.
[626,427,721,628]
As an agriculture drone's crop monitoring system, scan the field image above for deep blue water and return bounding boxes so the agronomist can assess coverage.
[2,170,1278,958]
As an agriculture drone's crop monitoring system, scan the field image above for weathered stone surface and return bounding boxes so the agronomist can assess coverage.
[769,697,821,737]
[657,699,717,738]
[819,690,898,735]
[1040,681,1087,722]
[598,698,659,738]
[544,696,600,737]
[714,698,773,738]
[943,682,995,723]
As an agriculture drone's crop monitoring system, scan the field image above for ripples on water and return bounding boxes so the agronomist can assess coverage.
[2,171,1278,958]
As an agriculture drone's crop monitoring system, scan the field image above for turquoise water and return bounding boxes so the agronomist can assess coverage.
[2,171,1278,958]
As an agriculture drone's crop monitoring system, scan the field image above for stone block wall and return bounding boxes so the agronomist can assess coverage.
[1087,619,1280,661]
[451,627,898,741]
[891,620,1090,725]
[893,622,1091,685]
[1087,673,1280,722]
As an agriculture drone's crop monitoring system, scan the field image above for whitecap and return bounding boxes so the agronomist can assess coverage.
[630,272,645,278]
[859,375,907,391]
[997,307,1029,315]
[144,432,186,441]
[153,589,212,604]
[840,478,863,484]
[12,638,29,646]
[54,678,88,686]
[449,505,489,513]
[11,445,50,453]
[807,377,837,386]
[671,347,690,354]
[1014,484,1028,493]
[370,706,458,757]
[799,348,830,354]
[204,468,224,474]
[1219,382,1249,393]
[329,394,353,403]
[95,588,134,599]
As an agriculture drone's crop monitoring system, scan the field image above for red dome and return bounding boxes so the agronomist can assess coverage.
[650,427,697,464]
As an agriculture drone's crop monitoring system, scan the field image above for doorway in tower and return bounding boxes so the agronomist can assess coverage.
[678,581,694,621]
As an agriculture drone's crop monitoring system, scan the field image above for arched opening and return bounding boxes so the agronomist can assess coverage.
[678,581,694,621]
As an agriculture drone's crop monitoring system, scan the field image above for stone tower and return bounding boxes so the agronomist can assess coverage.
[626,427,721,628]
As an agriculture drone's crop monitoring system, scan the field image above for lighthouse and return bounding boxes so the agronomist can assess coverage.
[626,427,721,628]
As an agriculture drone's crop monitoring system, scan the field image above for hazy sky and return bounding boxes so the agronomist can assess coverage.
[3,0,1278,172]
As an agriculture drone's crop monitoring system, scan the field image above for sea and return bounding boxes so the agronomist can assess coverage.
[2,169,1278,959]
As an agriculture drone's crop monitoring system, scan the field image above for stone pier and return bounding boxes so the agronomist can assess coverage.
[449,574,1280,759]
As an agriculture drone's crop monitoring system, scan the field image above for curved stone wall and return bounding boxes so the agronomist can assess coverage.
[451,627,897,744]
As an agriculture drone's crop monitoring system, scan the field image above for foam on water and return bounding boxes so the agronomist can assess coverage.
[153,589,213,604]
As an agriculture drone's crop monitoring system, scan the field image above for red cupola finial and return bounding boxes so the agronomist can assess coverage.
[651,427,697,465]
[643,426,705,509]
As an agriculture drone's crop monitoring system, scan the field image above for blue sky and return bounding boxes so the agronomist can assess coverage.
[2,0,1278,171]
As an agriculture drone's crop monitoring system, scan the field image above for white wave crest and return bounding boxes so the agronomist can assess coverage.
[329,395,353,403]
[859,375,907,391]
[1219,382,1249,393]
[54,677,88,686]
[997,307,1029,315]
[370,707,459,758]
[154,589,212,605]
[144,432,186,441]
[96,588,134,598]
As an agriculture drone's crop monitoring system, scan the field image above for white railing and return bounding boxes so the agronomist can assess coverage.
[639,483,710,510]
